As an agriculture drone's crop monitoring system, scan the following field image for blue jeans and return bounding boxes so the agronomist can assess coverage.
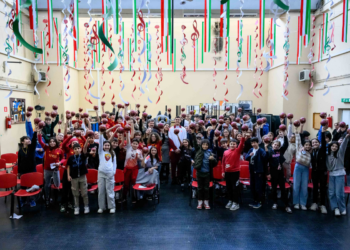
[293,163,309,206]
[329,175,345,212]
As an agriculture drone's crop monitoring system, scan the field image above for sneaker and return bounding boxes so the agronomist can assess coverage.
[286,207,292,214]
[84,206,90,214]
[147,196,152,201]
[230,203,240,211]
[341,210,347,216]
[249,202,257,207]
[252,202,262,209]
[204,200,210,210]
[301,205,307,211]
[197,200,203,210]
[320,205,327,214]
[30,200,36,207]
[97,208,103,214]
[154,195,159,200]
[60,206,66,213]
[335,208,340,216]
[74,207,79,215]
[309,203,318,211]
[225,201,233,209]
[272,204,278,210]
[294,204,300,210]
[110,208,115,214]
[68,203,73,209]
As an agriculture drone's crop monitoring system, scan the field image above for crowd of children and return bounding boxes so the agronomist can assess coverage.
[13,104,350,216]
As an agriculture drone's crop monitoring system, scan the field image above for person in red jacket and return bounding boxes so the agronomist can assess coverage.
[38,133,65,207]
[222,133,247,211]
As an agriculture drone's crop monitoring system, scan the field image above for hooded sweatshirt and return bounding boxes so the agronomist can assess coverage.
[327,136,349,176]
[98,134,117,176]
[243,118,253,130]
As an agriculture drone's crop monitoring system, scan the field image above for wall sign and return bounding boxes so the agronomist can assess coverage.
[330,106,334,111]
[4,107,8,112]
[9,98,26,124]
[341,98,350,103]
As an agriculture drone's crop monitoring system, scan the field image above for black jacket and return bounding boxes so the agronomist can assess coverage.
[212,140,227,162]
[18,132,38,175]
[310,132,328,172]
[66,154,88,179]
[333,129,347,142]
[266,136,289,173]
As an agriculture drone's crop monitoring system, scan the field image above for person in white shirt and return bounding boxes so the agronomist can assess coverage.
[168,116,185,184]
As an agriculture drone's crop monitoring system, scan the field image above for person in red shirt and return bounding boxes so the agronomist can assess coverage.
[134,131,144,149]
[147,132,163,162]
[38,133,65,207]
[222,133,247,211]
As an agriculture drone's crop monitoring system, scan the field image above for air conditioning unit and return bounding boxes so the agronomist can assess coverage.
[33,71,47,83]
[299,70,311,81]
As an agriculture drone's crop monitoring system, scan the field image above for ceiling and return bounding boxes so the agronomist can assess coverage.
[36,0,321,13]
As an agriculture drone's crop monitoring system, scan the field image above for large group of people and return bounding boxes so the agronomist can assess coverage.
[14,104,350,217]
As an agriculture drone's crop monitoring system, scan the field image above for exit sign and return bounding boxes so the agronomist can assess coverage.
[341,98,350,103]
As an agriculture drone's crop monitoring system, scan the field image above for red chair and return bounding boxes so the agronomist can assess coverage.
[10,166,21,185]
[0,159,7,174]
[114,169,124,193]
[133,183,159,209]
[189,169,214,207]
[36,164,44,174]
[14,172,43,210]
[86,169,98,192]
[213,165,226,187]
[0,174,17,217]
[241,161,249,166]
[239,164,250,186]
[1,153,17,169]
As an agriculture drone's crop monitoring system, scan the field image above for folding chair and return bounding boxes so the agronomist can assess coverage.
[86,169,98,192]
[0,159,7,174]
[114,169,125,202]
[0,174,17,218]
[10,166,21,185]
[212,165,226,204]
[50,168,65,204]
[14,172,44,210]
[133,183,159,210]
[0,153,17,171]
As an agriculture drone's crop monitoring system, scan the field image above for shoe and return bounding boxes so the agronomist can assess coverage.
[118,199,126,204]
[197,200,203,210]
[97,209,103,214]
[74,208,79,215]
[84,206,90,214]
[204,200,210,210]
[335,208,340,216]
[68,203,73,209]
[320,205,327,214]
[272,204,278,210]
[341,210,347,216]
[110,208,115,214]
[154,195,158,200]
[30,200,36,207]
[147,196,152,201]
[60,206,66,213]
[252,202,262,209]
[286,207,292,214]
[301,205,307,211]
[225,201,233,209]
[294,204,300,210]
[309,203,318,211]
[249,202,257,207]
[230,203,240,211]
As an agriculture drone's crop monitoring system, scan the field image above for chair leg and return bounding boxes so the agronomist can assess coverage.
[189,186,192,207]
[347,194,349,207]
[10,193,14,218]
[16,196,21,210]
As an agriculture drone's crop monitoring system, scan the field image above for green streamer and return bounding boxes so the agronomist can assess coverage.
[98,23,118,71]
[273,0,289,11]
[13,18,42,54]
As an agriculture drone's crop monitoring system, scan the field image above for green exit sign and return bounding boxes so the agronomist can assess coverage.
[341,98,350,103]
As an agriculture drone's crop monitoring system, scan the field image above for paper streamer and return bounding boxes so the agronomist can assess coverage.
[323,1,335,96]
[270,0,289,27]
[118,0,127,103]
[300,0,311,44]
[191,20,200,72]
[13,18,42,54]
[342,0,348,43]
[98,15,118,71]
[236,0,244,100]
[282,2,290,100]
[307,15,315,97]
[180,25,188,84]
[259,0,265,50]
[155,25,164,104]
[212,38,218,102]
[145,0,152,103]
[253,21,259,98]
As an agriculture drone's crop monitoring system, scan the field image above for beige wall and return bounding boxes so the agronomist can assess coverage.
[1,4,350,153]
